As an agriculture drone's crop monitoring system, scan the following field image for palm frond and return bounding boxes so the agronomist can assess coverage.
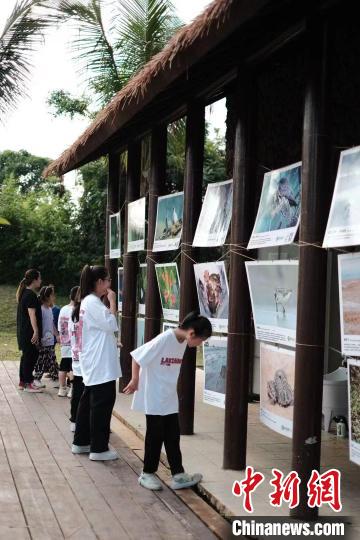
[0,0,56,116]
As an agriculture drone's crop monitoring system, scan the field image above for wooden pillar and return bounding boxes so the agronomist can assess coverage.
[178,102,205,435]
[223,73,254,470]
[105,153,120,287]
[144,126,167,343]
[291,17,330,520]
[120,142,141,389]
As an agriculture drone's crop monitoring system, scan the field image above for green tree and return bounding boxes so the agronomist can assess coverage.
[0,0,55,116]
[0,149,61,193]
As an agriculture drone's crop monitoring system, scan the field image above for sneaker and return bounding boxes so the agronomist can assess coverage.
[170,472,202,490]
[18,381,25,391]
[67,386,73,399]
[44,373,52,379]
[71,444,90,454]
[24,383,43,393]
[33,379,46,389]
[89,449,119,461]
[70,422,76,432]
[138,472,163,491]
[58,386,68,397]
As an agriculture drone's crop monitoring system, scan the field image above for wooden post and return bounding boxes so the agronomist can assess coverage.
[291,17,330,520]
[120,142,141,389]
[223,74,254,470]
[105,153,120,287]
[144,126,167,343]
[178,102,205,435]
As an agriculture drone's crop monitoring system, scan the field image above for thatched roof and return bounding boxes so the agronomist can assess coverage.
[45,0,267,177]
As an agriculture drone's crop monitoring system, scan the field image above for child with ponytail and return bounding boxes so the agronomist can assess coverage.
[124,311,212,491]
[71,265,121,461]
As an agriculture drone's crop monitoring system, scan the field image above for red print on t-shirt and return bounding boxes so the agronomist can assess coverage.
[160,357,182,367]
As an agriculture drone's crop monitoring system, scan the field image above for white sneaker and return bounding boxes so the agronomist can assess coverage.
[170,472,202,490]
[33,379,46,389]
[67,386,73,399]
[24,383,43,393]
[71,444,90,454]
[70,422,76,432]
[89,449,119,461]
[138,472,163,491]
[58,386,68,397]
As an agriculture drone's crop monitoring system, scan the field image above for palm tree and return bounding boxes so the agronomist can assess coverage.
[53,0,182,109]
[0,0,55,116]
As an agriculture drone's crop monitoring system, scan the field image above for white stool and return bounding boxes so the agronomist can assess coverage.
[322,367,348,432]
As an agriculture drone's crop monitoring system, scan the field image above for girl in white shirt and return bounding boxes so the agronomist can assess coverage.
[124,311,212,491]
[71,265,121,461]
[57,286,78,398]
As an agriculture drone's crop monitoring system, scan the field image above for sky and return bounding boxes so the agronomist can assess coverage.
[0,0,227,195]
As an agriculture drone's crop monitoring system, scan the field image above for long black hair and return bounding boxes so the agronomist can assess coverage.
[16,269,40,303]
[179,310,212,339]
[72,265,108,321]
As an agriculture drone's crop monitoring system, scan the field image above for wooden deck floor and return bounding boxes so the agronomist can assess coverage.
[0,361,216,540]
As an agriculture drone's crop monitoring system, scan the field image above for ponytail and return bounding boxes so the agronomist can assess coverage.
[16,269,40,303]
[179,310,212,339]
[72,265,108,321]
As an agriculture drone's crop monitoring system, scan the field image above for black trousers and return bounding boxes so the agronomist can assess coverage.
[70,375,84,423]
[144,413,184,476]
[19,342,38,384]
[73,380,116,453]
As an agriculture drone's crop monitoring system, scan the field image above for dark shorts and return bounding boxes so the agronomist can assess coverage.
[59,357,72,372]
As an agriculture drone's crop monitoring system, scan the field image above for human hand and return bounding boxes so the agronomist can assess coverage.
[31,331,39,345]
[123,378,138,394]
[107,289,116,303]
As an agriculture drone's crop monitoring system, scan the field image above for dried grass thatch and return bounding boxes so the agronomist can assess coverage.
[44,0,258,177]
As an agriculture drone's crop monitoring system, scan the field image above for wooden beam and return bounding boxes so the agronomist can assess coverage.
[178,102,205,435]
[120,142,141,389]
[144,126,167,343]
[291,16,330,520]
[223,73,255,470]
[105,153,120,288]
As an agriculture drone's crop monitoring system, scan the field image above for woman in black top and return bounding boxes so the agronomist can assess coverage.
[16,269,42,392]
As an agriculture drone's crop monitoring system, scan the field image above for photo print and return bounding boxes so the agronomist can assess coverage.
[153,192,184,251]
[136,318,145,348]
[127,197,146,252]
[194,261,229,333]
[338,253,360,356]
[203,336,228,408]
[109,212,121,258]
[162,322,177,332]
[248,162,302,249]
[260,343,295,438]
[155,263,180,321]
[324,146,360,247]
[245,260,299,346]
[137,263,147,315]
[117,267,124,311]
[193,180,233,247]
[348,358,360,466]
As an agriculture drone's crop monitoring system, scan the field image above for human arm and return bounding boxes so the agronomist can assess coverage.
[107,289,117,316]
[28,308,39,344]
[123,359,140,394]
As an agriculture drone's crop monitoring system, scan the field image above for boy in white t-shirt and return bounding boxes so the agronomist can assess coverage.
[57,287,78,397]
[124,311,212,491]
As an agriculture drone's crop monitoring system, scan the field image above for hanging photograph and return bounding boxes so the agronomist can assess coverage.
[136,318,145,348]
[348,358,360,466]
[109,212,121,258]
[260,343,295,439]
[117,313,122,361]
[163,322,177,332]
[248,162,302,249]
[193,180,233,247]
[118,267,124,311]
[155,263,180,321]
[338,253,360,356]
[194,261,229,333]
[137,263,147,315]
[153,192,184,251]
[127,197,146,252]
[245,260,299,347]
[203,336,227,408]
[323,146,360,247]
